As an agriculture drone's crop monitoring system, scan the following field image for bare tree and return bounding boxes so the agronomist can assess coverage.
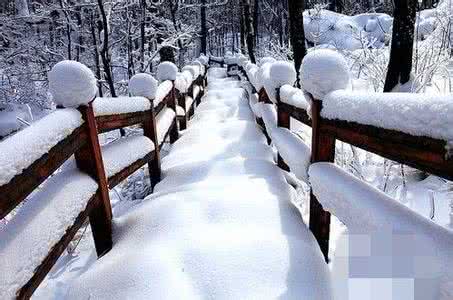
[241,0,256,63]
[288,0,307,87]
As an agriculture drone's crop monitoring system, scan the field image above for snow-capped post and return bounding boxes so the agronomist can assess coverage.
[129,73,161,188]
[157,62,179,143]
[269,61,297,171]
[49,60,113,257]
[300,49,351,261]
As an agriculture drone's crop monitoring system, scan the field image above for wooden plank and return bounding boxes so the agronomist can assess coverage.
[76,103,113,257]
[96,111,148,133]
[143,105,161,189]
[168,83,179,144]
[276,88,290,171]
[278,102,311,126]
[0,125,87,220]
[17,193,98,300]
[108,151,155,189]
[309,99,335,262]
[321,119,453,180]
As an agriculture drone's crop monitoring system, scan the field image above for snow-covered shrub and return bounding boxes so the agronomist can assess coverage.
[48,61,97,108]
[129,73,158,99]
[300,49,350,99]
[259,57,276,67]
[157,62,178,82]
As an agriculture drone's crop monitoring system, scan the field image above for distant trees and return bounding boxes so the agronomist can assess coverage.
[241,0,256,63]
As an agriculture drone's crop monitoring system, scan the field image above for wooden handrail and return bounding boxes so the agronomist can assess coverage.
[238,64,453,261]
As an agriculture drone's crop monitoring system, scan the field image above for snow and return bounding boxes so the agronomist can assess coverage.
[155,81,174,107]
[322,90,453,141]
[157,62,178,81]
[255,61,273,92]
[259,57,276,67]
[65,69,332,300]
[259,103,278,134]
[0,103,33,137]
[280,84,310,110]
[48,60,97,108]
[93,97,151,116]
[182,65,200,80]
[300,49,350,99]
[197,54,209,65]
[175,71,193,93]
[271,127,311,182]
[309,162,453,299]
[0,169,98,300]
[185,95,194,111]
[129,73,158,99]
[176,105,185,117]
[269,61,297,89]
[0,109,83,186]
[156,107,176,144]
[101,136,155,178]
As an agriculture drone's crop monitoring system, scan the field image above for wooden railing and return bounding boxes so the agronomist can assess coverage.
[0,71,206,299]
[235,64,453,261]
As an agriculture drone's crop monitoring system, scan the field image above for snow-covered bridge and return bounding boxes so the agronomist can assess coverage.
[2,52,453,300]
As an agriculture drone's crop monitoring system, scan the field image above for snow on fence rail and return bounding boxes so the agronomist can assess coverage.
[0,59,207,299]
[231,50,453,264]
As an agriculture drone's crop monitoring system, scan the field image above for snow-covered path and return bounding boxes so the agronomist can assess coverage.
[64,68,331,299]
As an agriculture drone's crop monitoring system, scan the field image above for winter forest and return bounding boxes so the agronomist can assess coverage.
[1,0,453,299]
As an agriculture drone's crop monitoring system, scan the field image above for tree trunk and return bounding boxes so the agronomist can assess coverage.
[97,0,116,97]
[240,4,246,53]
[242,0,256,63]
[383,0,417,92]
[253,0,259,47]
[91,11,103,97]
[288,0,307,87]
[200,0,207,55]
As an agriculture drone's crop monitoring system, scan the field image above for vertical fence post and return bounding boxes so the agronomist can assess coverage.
[257,88,272,145]
[309,97,335,262]
[276,87,290,171]
[169,81,179,144]
[177,90,188,130]
[143,99,161,189]
[75,102,112,257]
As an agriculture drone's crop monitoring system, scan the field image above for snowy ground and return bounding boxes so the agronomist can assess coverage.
[33,68,331,299]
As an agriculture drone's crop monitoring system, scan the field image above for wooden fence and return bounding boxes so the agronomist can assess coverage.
[235,64,453,261]
[0,73,206,299]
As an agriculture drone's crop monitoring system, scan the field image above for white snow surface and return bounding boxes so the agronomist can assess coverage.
[280,84,310,110]
[66,69,332,300]
[155,80,174,107]
[323,90,453,141]
[157,62,178,81]
[49,60,97,108]
[101,136,155,178]
[93,97,151,116]
[309,163,453,300]
[175,71,193,93]
[156,107,176,144]
[301,49,350,99]
[129,73,158,99]
[0,169,98,299]
[0,108,83,186]
[269,61,297,89]
[271,127,311,182]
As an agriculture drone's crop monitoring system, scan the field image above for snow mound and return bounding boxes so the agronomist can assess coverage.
[309,162,453,299]
[175,71,193,93]
[269,61,297,88]
[101,135,155,178]
[259,57,276,67]
[157,62,178,81]
[301,49,350,99]
[129,73,158,99]
[48,60,97,108]
[0,109,83,186]
[156,107,176,144]
[322,90,453,141]
[0,169,98,299]
[280,85,310,110]
[93,97,151,116]
[155,81,174,107]
[198,54,209,65]
[271,127,311,182]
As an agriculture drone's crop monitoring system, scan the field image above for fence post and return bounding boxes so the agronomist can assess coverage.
[143,99,161,189]
[169,81,179,144]
[276,87,290,171]
[177,90,188,130]
[75,102,112,257]
[309,97,335,262]
[257,88,272,145]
